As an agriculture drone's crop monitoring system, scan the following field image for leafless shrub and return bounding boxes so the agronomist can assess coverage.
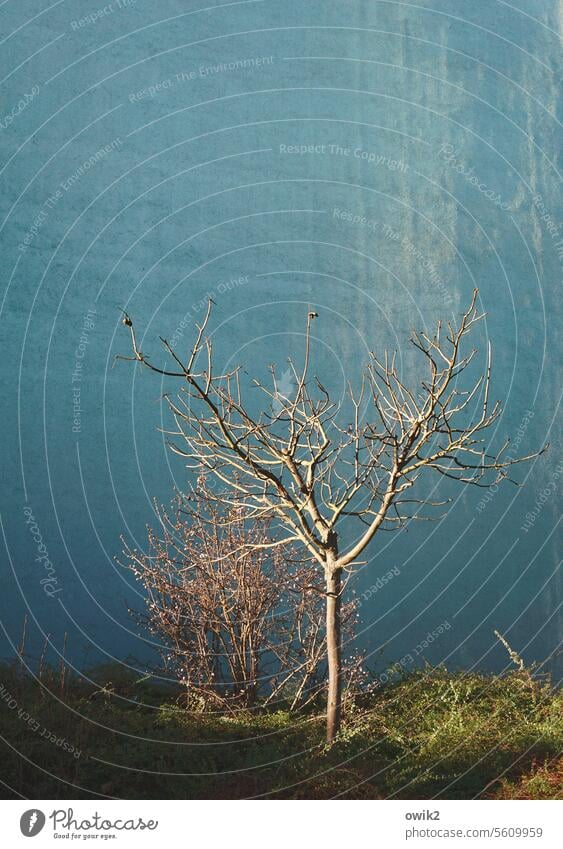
[122,476,359,711]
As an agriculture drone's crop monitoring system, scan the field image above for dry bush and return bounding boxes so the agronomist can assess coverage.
[122,476,360,711]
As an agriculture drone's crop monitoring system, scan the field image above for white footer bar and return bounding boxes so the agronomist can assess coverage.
[2,799,559,848]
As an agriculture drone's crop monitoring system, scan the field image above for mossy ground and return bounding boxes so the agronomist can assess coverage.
[1,662,560,799]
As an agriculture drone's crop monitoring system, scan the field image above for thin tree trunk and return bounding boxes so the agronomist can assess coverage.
[325,565,342,743]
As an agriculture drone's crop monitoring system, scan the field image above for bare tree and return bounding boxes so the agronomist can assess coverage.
[119,289,543,741]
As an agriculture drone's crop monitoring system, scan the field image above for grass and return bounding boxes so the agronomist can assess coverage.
[0,660,560,799]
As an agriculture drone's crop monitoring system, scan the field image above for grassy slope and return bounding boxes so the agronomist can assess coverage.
[0,663,560,800]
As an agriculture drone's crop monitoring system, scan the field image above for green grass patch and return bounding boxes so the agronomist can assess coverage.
[0,662,560,799]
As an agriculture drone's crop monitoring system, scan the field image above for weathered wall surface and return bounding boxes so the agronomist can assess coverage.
[1,1,560,678]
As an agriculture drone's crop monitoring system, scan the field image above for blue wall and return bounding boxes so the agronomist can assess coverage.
[1,0,560,681]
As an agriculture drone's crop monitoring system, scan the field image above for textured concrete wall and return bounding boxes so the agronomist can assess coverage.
[1,1,560,678]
